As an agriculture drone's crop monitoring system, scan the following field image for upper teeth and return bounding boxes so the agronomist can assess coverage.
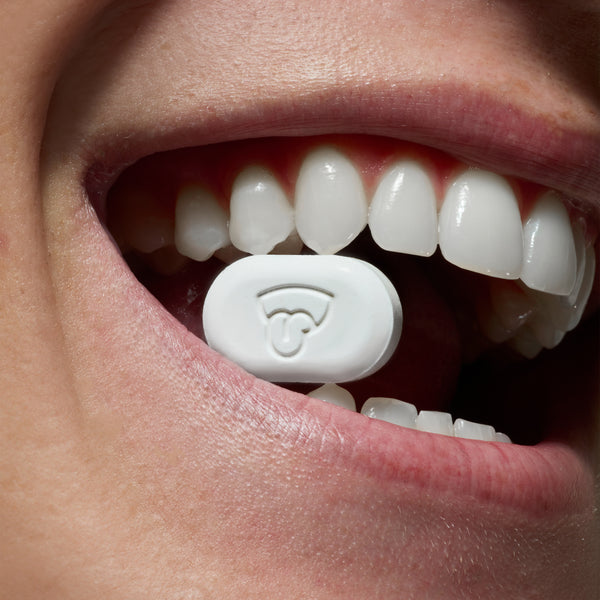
[121,143,595,357]
[295,147,368,255]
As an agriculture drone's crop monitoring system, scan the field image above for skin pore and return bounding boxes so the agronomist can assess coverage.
[0,1,598,598]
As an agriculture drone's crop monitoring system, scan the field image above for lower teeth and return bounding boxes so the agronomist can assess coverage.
[309,384,512,443]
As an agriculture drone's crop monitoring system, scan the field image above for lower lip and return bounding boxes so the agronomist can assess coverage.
[187,325,595,518]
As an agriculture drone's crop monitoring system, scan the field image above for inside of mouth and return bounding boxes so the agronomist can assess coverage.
[100,135,599,447]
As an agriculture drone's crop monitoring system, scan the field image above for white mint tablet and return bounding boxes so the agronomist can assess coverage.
[202,255,402,383]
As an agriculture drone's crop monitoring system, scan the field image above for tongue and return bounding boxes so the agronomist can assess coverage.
[127,236,463,413]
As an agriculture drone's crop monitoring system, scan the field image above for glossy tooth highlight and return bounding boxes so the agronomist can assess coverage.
[368,160,438,257]
[126,144,594,362]
[308,383,356,411]
[521,192,577,295]
[295,147,368,254]
[454,418,496,442]
[416,410,455,436]
[174,185,229,261]
[359,398,511,443]
[229,166,295,255]
[361,397,418,428]
[439,169,523,279]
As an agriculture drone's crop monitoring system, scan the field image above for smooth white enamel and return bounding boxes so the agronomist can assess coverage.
[534,237,596,333]
[295,147,368,254]
[175,186,229,261]
[495,432,513,443]
[439,169,523,278]
[521,192,577,295]
[361,397,418,428]
[416,410,454,436]
[308,384,356,411]
[368,161,438,256]
[454,418,496,442]
[203,255,402,383]
[229,166,295,254]
[520,224,587,333]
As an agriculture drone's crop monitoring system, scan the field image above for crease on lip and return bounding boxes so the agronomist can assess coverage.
[79,81,600,220]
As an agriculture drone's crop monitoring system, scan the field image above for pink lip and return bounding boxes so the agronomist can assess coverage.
[78,78,599,520]
[86,82,600,216]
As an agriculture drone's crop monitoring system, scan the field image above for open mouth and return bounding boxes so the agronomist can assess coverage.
[98,133,599,463]
[23,0,599,594]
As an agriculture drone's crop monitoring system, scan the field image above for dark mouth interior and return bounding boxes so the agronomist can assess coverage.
[101,137,600,449]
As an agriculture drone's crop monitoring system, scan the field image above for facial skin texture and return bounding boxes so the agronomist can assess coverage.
[0,1,598,598]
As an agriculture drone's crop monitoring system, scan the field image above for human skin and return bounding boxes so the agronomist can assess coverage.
[0,0,598,598]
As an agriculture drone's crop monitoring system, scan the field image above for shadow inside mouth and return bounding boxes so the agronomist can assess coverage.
[115,227,600,448]
[99,136,600,449]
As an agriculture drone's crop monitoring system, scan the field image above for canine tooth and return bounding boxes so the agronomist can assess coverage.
[495,432,512,443]
[368,160,438,256]
[454,418,496,442]
[439,169,523,279]
[416,410,454,436]
[229,166,294,254]
[308,384,356,411]
[175,186,229,261]
[521,192,577,295]
[295,147,368,254]
[361,397,417,428]
[518,224,586,333]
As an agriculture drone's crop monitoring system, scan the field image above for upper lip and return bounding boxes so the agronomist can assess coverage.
[77,80,600,219]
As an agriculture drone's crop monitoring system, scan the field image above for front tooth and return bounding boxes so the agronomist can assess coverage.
[454,418,496,442]
[361,397,418,428]
[368,160,438,256]
[308,384,356,411]
[295,147,368,254]
[416,410,454,436]
[229,166,295,254]
[495,432,513,443]
[521,191,577,295]
[439,169,523,279]
[174,186,229,261]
